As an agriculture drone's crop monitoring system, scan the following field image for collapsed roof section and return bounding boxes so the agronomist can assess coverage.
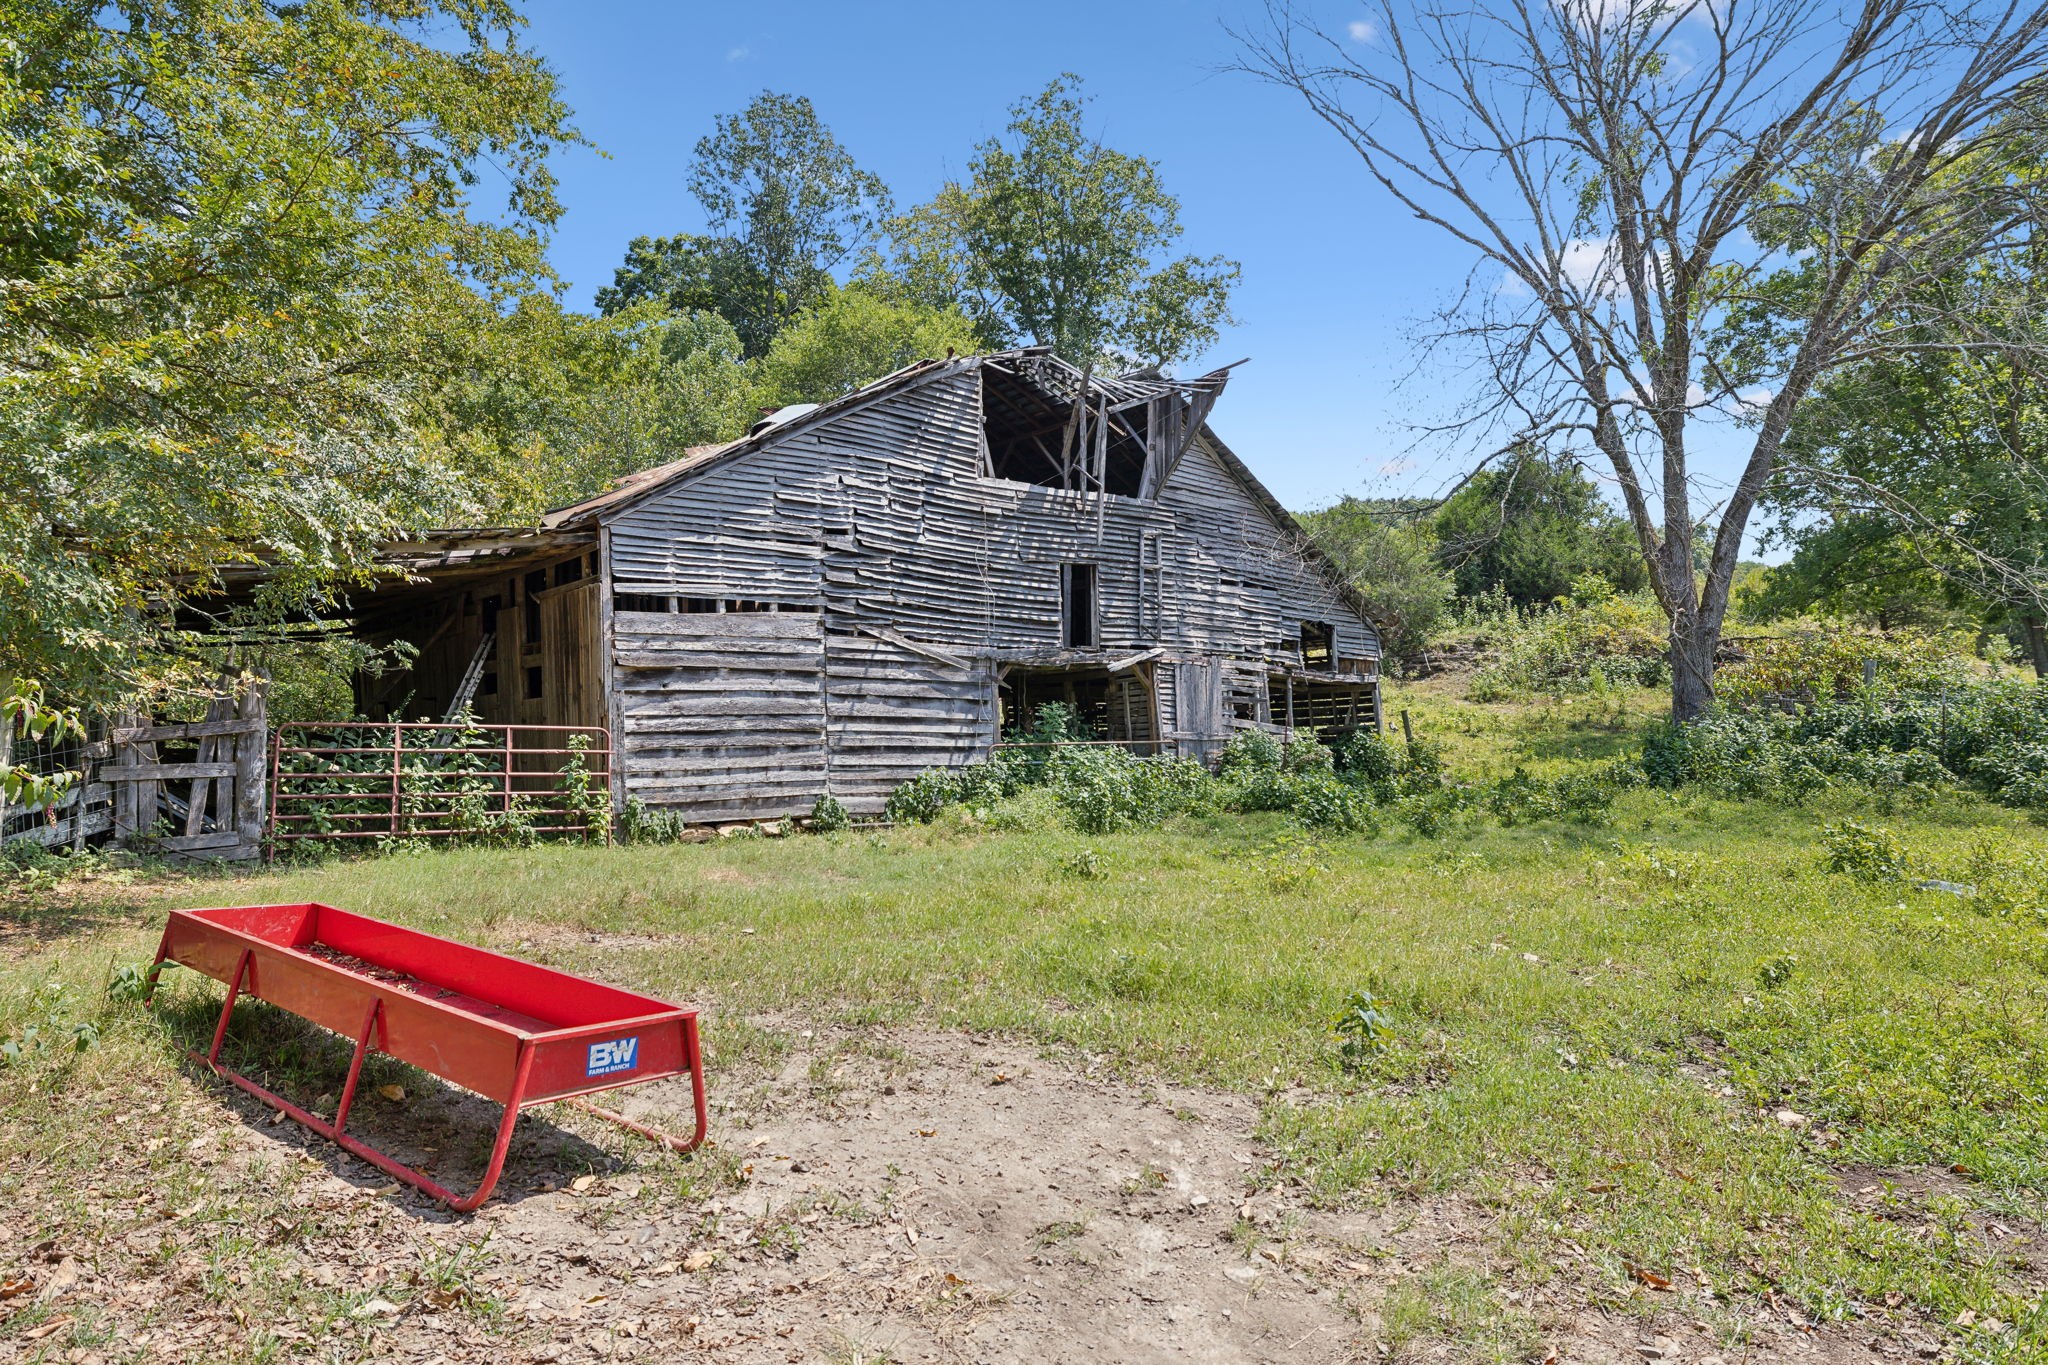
[979,349,1237,500]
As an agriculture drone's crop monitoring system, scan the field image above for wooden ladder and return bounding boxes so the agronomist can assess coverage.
[442,631,496,723]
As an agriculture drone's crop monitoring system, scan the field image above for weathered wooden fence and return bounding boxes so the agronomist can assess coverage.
[103,674,270,860]
[2,672,269,861]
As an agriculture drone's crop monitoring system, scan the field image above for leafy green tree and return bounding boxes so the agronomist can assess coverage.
[1431,449,1646,606]
[1299,499,1452,672]
[428,300,756,521]
[598,93,890,357]
[1741,519,1974,633]
[1766,325,2048,673]
[875,75,1238,366]
[0,0,577,706]
[750,286,987,410]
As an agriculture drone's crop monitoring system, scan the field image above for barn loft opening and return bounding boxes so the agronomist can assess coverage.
[1301,620,1335,669]
[1062,563,1099,647]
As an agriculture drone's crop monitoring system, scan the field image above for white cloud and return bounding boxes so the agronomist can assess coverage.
[724,45,751,63]
[1559,237,1616,292]
[1347,19,1379,42]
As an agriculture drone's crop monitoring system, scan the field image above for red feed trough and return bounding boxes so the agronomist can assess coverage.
[146,903,707,1210]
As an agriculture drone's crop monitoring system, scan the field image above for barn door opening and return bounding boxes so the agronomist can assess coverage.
[998,665,1156,751]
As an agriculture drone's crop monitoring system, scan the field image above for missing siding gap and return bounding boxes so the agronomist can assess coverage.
[522,570,546,643]
[613,593,820,615]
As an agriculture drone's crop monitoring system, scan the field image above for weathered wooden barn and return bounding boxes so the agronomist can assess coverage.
[336,348,1381,823]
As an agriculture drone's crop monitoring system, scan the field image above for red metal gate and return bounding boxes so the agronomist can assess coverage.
[269,722,612,849]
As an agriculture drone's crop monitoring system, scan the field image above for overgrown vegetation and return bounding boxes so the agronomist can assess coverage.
[880,703,1634,843]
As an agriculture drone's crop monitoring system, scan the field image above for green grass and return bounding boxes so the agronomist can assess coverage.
[5,685,2048,1359]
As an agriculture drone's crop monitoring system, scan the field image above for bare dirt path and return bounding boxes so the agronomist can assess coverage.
[7,1014,1918,1364]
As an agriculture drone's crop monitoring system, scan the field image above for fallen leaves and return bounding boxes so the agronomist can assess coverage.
[0,1277,33,1300]
[22,1314,74,1341]
[1628,1264,1674,1291]
[375,1083,406,1103]
[681,1251,716,1272]
[38,1255,79,1300]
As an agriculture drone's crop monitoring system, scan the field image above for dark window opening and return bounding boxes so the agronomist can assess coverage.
[524,665,544,700]
[554,559,582,586]
[480,671,498,696]
[680,597,720,613]
[1062,564,1099,648]
[1301,621,1335,669]
[983,365,1149,498]
[462,591,476,617]
[480,595,501,637]
[614,593,668,613]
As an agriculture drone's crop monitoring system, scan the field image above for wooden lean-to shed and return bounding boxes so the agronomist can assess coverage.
[330,349,1382,823]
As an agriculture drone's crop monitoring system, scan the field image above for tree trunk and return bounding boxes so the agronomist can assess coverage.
[2026,615,2048,679]
[1669,606,1720,722]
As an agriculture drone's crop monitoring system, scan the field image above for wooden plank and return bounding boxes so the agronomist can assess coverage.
[157,830,247,852]
[233,673,268,846]
[109,717,263,744]
[101,762,235,782]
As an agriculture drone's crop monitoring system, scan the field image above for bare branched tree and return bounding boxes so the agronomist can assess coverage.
[1238,0,2048,717]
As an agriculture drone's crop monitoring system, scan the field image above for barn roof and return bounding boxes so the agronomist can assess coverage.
[529,348,1371,630]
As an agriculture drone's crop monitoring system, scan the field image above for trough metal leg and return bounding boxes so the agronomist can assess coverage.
[178,966,536,1212]
[142,916,186,1004]
[562,1014,710,1154]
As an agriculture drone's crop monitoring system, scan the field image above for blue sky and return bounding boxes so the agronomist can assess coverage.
[520,0,1760,531]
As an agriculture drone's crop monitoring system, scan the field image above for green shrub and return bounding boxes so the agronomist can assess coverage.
[1334,730,1402,800]
[1282,737,1336,776]
[808,794,851,833]
[1398,786,1473,838]
[1821,820,1911,883]
[1217,729,1284,777]
[1468,588,1669,699]
[884,768,963,824]
[1716,626,1974,707]
[621,796,694,844]
[1332,989,1394,1071]
[1292,775,1375,833]
[1644,680,2048,810]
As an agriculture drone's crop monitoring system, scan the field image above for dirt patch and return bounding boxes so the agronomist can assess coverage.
[1833,1163,2045,1287]
[3,1019,1936,1363]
